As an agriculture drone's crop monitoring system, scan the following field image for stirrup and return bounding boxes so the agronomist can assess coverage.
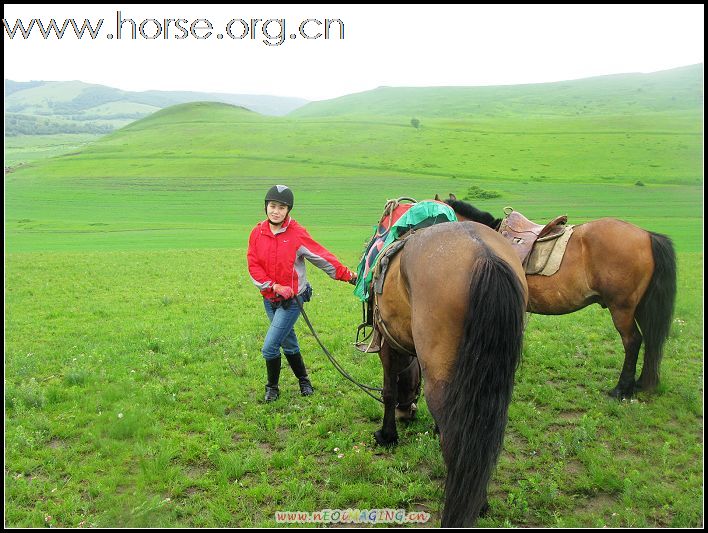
[355,323,381,353]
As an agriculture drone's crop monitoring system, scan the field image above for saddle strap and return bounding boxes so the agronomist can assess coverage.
[373,299,416,357]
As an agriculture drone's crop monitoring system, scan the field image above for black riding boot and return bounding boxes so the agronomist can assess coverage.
[264,357,281,402]
[285,352,314,396]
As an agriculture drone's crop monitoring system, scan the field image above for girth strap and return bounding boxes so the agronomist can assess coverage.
[373,297,417,357]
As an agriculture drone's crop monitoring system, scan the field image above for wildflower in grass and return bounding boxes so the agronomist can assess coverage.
[118,413,124,419]
[337,453,344,459]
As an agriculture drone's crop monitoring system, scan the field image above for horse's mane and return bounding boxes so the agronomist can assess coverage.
[444,198,502,230]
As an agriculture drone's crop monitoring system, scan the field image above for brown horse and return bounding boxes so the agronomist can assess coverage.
[442,194,677,399]
[373,221,527,527]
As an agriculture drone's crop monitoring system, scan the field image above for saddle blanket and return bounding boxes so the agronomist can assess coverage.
[354,199,456,301]
[525,225,574,276]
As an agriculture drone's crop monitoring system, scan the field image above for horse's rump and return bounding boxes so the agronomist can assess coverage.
[382,222,527,526]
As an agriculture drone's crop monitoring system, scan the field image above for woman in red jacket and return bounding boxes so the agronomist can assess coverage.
[247,185,357,402]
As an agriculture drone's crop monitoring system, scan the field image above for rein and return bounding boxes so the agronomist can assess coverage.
[295,298,420,406]
[295,297,384,404]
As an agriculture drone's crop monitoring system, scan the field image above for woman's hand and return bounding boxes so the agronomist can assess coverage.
[273,283,295,299]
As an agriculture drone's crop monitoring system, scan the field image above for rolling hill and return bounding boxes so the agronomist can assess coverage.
[4,79,310,135]
[290,64,703,119]
[4,64,702,253]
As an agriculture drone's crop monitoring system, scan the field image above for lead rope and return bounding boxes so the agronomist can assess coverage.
[295,297,421,406]
[295,297,384,403]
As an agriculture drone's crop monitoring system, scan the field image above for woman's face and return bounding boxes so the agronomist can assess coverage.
[266,201,289,225]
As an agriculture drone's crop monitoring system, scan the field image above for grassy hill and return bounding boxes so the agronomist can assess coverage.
[23,98,701,185]
[4,79,310,135]
[5,64,703,255]
[290,64,703,119]
[4,94,703,254]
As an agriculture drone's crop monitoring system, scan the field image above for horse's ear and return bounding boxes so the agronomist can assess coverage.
[449,193,457,200]
[434,194,441,201]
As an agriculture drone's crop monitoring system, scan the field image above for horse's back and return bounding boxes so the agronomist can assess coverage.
[401,222,528,526]
[573,218,654,275]
[528,217,655,313]
[402,221,526,284]
[377,221,526,349]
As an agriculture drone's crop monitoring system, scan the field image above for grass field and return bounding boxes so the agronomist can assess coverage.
[4,133,104,169]
[4,93,703,527]
[4,248,703,527]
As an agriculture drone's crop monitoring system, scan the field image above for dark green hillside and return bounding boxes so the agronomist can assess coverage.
[291,64,703,119]
[31,99,700,187]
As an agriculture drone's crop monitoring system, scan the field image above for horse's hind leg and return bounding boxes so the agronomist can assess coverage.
[395,357,420,423]
[607,305,643,400]
[375,342,402,446]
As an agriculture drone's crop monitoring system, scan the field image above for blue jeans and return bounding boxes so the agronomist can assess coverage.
[261,296,304,361]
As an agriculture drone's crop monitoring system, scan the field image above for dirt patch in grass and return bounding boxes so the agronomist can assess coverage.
[564,459,584,475]
[576,491,617,515]
[47,438,65,449]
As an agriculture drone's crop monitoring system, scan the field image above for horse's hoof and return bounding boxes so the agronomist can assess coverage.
[374,429,398,447]
[607,386,633,400]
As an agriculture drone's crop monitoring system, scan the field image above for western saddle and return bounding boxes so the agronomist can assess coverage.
[499,207,568,267]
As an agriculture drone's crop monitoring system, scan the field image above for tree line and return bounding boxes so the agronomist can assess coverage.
[5,114,115,136]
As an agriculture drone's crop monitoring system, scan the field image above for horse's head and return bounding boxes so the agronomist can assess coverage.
[436,194,502,229]
[434,193,458,202]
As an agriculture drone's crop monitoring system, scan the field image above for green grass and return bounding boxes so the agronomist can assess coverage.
[4,102,703,254]
[4,133,104,168]
[4,95,703,527]
[4,249,703,527]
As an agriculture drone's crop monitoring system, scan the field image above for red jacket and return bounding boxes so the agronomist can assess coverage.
[247,216,354,301]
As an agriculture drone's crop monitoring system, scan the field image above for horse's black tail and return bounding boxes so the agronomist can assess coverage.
[635,232,677,390]
[439,252,526,527]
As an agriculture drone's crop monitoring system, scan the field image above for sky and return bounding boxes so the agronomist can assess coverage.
[3,4,705,101]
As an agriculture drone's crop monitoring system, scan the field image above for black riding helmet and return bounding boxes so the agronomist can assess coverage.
[264,185,294,211]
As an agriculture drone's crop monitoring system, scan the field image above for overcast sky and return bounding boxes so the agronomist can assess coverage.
[3,4,704,101]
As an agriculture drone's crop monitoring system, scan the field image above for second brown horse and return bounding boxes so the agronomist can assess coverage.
[443,194,677,399]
